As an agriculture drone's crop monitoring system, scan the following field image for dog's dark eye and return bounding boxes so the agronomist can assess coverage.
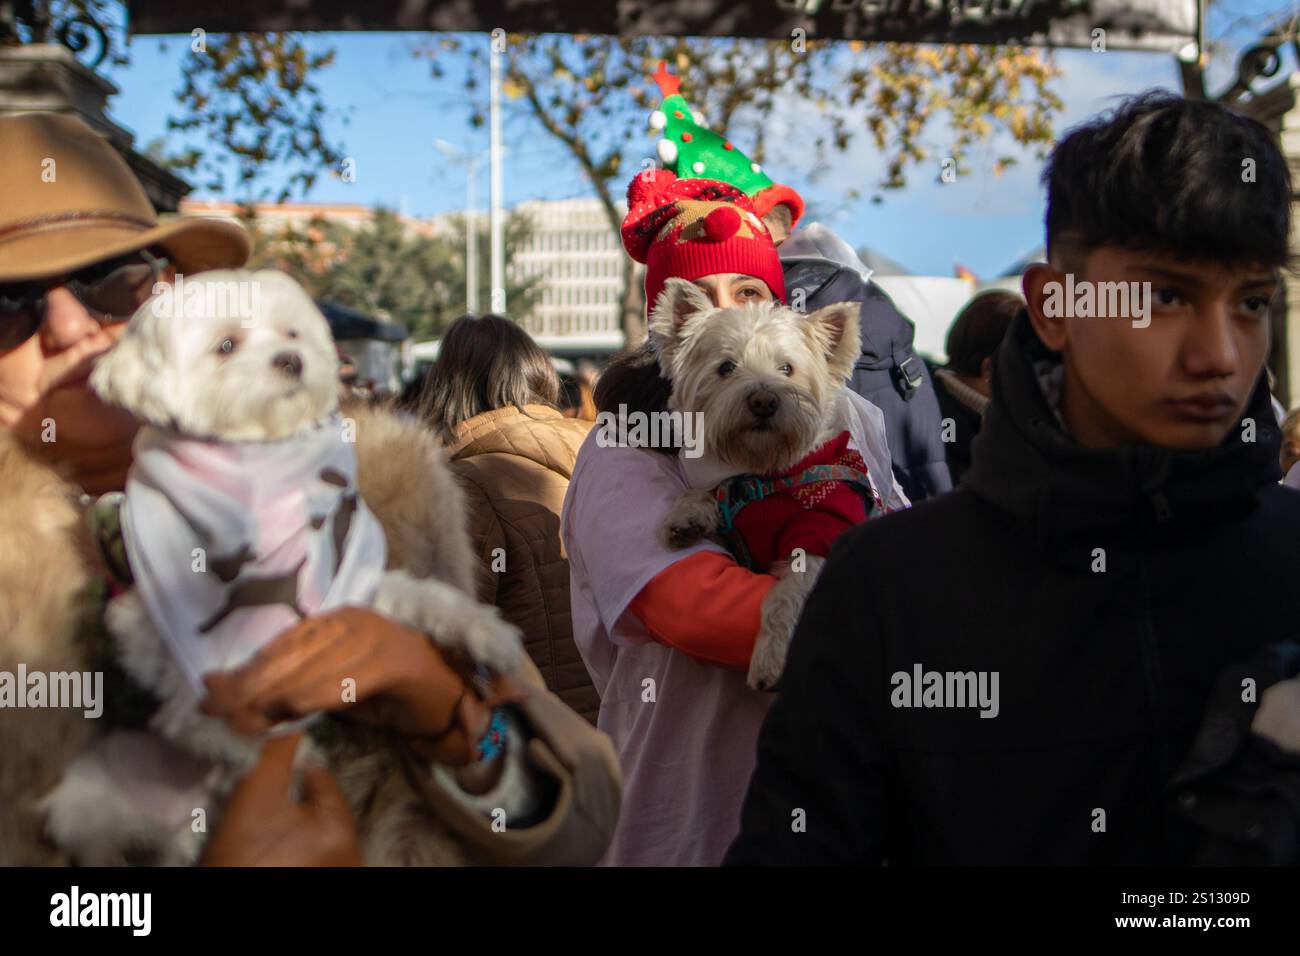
[286,330,299,339]
[217,337,237,355]
[718,360,736,378]
[778,363,793,376]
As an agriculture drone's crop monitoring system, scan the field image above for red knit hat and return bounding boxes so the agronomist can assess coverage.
[621,169,786,312]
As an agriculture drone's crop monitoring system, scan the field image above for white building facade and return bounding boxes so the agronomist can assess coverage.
[509,197,631,355]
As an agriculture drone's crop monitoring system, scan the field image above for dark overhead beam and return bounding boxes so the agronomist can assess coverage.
[126,0,1196,53]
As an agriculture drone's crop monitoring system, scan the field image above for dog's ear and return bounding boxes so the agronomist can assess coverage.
[89,335,143,409]
[649,278,713,372]
[803,301,862,384]
[89,334,172,425]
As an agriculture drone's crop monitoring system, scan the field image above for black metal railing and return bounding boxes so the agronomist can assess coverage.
[0,1,111,68]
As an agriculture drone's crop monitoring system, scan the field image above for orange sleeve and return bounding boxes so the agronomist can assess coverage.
[627,551,778,672]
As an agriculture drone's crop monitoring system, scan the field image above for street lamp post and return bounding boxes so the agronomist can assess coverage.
[436,139,489,314]
[489,38,505,315]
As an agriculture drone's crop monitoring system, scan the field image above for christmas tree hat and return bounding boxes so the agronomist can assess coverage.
[647,62,805,229]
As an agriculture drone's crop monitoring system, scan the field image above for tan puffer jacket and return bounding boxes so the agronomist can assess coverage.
[447,405,599,723]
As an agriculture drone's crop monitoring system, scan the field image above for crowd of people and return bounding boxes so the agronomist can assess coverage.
[3,86,1300,868]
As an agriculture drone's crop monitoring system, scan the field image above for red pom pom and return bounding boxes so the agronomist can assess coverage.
[702,205,741,242]
[626,168,678,209]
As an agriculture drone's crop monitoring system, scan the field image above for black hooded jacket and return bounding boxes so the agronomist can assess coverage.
[725,312,1300,865]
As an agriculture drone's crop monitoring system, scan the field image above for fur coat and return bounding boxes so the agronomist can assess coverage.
[0,400,620,866]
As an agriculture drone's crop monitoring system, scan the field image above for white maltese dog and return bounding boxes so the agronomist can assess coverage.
[652,278,882,691]
[40,269,521,865]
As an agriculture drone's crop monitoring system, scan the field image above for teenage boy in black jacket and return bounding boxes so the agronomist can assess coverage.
[726,91,1300,865]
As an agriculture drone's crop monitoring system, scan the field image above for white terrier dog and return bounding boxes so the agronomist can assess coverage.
[40,269,521,866]
[652,278,879,691]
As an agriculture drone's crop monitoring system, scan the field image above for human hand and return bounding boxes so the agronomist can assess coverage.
[200,732,361,867]
[200,607,504,765]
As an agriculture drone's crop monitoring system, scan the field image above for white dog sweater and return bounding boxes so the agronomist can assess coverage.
[120,415,387,691]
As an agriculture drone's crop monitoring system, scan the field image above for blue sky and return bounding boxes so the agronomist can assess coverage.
[100,7,1289,279]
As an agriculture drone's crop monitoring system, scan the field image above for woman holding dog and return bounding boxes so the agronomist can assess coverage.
[561,168,907,866]
[419,314,601,724]
[0,112,618,866]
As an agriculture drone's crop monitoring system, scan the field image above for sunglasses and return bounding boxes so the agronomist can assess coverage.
[0,248,170,351]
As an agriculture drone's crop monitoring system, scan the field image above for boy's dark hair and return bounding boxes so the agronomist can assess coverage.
[945,291,1023,377]
[1043,91,1293,269]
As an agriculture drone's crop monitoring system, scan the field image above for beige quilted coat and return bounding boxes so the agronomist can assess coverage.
[447,405,600,724]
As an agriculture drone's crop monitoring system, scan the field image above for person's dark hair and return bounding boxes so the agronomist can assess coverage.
[557,372,584,413]
[417,313,559,443]
[397,366,431,413]
[594,341,672,417]
[1043,91,1293,269]
[593,341,678,456]
[945,291,1022,377]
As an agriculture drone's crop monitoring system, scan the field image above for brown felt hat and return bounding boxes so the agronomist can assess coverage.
[0,111,251,283]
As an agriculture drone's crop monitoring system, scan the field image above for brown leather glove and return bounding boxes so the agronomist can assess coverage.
[200,606,521,766]
[200,733,362,867]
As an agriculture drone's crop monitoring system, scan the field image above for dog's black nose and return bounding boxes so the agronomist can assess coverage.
[747,390,779,420]
[272,351,303,377]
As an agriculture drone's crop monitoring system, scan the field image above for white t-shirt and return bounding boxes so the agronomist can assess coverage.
[561,388,905,865]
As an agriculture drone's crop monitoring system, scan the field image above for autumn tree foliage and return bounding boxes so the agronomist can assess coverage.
[430,34,1063,340]
[22,5,1066,342]
[168,31,343,199]
[244,208,542,339]
[20,2,346,200]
